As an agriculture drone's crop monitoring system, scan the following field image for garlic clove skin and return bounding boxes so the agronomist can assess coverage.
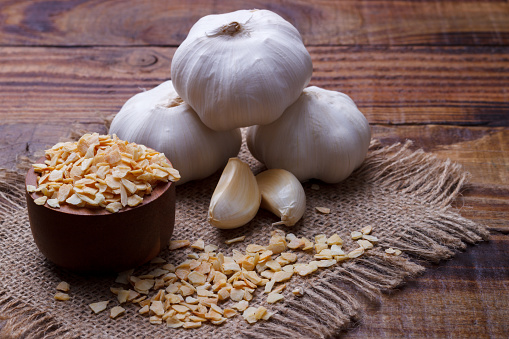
[256,169,306,226]
[247,86,371,183]
[109,81,242,185]
[208,158,261,229]
[171,9,313,131]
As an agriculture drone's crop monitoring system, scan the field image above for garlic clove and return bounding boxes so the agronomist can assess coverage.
[256,169,306,227]
[208,158,261,229]
[109,81,242,185]
[247,86,371,183]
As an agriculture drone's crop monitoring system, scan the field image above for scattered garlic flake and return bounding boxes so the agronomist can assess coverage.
[204,244,218,253]
[267,292,284,304]
[330,245,344,256]
[191,239,205,250]
[56,281,70,292]
[110,306,126,319]
[351,231,363,240]
[385,248,402,256]
[169,240,190,250]
[81,229,382,330]
[89,301,109,314]
[315,206,331,214]
[225,236,246,245]
[357,239,374,250]
[292,287,304,296]
[327,233,343,246]
[361,225,373,235]
[347,247,365,258]
[362,234,379,243]
[285,233,297,242]
[54,292,70,301]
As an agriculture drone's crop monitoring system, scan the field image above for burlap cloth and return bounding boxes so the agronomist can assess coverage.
[0,130,488,338]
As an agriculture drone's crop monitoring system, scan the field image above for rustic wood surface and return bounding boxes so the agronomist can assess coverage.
[0,1,507,337]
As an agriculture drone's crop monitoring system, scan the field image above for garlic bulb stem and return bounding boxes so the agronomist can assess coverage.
[207,21,242,37]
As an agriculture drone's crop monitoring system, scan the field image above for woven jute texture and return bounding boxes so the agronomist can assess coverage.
[0,137,489,339]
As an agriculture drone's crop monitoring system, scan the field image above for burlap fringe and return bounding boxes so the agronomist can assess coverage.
[0,141,489,339]
[0,171,72,339]
[240,141,489,339]
[0,292,77,339]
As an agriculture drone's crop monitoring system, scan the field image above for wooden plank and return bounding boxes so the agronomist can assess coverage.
[309,46,509,126]
[372,125,509,233]
[0,0,508,47]
[372,125,509,186]
[0,46,507,126]
[0,122,108,172]
[343,233,509,338]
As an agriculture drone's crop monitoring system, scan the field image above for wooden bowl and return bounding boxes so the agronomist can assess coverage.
[25,158,176,273]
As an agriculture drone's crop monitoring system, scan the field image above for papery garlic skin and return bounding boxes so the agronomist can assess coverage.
[109,81,242,185]
[247,86,371,183]
[171,9,313,132]
[208,158,261,229]
[256,169,306,226]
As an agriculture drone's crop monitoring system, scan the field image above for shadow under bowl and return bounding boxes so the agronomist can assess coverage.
[25,158,176,273]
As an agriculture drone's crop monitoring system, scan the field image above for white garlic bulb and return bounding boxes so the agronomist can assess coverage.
[208,158,261,229]
[256,169,306,226]
[247,86,371,183]
[109,80,242,185]
[171,9,313,131]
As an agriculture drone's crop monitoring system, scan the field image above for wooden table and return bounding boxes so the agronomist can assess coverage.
[0,1,507,337]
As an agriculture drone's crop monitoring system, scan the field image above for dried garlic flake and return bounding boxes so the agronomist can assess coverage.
[34,196,47,205]
[54,292,70,301]
[351,231,363,240]
[110,306,126,319]
[31,133,180,213]
[89,301,109,314]
[225,236,246,245]
[56,281,70,292]
[315,206,331,214]
[169,240,190,250]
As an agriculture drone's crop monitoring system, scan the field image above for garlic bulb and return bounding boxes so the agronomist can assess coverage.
[208,158,261,229]
[109,80,242,185]
[247,86,371,183]
[256,169,306,226]
[171,9,313,131]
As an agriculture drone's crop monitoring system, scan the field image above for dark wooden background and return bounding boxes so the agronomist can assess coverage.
[0,1,507,337]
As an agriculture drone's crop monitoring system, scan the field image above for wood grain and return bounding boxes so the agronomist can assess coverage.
[372,125,509,233]
[0,0,507,337]
[1,0,508,46]
[343,233,509,338]
[0,46,507,126]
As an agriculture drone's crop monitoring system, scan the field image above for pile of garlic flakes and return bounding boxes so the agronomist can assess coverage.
[28,133,180,212]
[78,227,394,329]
